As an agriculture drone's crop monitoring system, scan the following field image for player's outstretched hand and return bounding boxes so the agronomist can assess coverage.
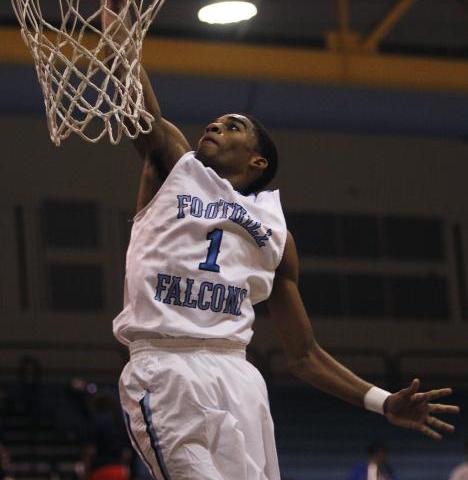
[384,378,459,440]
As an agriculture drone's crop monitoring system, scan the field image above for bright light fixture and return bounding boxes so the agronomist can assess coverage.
[198,1,258,25]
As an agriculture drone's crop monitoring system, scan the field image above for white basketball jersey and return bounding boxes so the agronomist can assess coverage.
[113,152,287,346]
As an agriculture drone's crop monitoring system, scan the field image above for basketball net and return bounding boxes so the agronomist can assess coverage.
[11,0,166,145]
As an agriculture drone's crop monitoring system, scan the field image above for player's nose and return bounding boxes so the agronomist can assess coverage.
[205,122,224,134]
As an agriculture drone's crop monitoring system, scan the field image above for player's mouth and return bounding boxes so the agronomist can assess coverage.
[200,135,220,146]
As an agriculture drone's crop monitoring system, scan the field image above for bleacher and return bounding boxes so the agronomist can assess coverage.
[1,381,93,480]
[1,380,466,480]
[271,385,468,480]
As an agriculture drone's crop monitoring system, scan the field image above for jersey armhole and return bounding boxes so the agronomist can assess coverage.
[272,189,288,271]
[133,151,194,223]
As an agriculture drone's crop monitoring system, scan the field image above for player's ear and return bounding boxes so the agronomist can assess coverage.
[250,155,268,172]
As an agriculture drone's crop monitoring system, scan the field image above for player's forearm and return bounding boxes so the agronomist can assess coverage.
[102,0,134,57]
[101,1,162,119]
[139,67,163,123]
[269,277,374,408]
[101,0,161,114]
[289,343,373,408]
[101,0,164,160]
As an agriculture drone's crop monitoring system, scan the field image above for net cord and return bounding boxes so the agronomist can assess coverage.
[11,0,166,145]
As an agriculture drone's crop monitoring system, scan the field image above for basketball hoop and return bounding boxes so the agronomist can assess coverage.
[11,0,166,145]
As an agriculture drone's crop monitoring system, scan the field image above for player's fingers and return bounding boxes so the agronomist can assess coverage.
[402,378,420,396]
[426,416,455,433]
[428,403,460,415]
[419,424,442,441]
[411,388,452,403]
[402,418,442,440]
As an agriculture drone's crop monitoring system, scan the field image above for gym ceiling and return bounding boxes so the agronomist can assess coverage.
[0,0,467,136]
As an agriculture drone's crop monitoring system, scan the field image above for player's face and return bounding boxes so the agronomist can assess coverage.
[195,114,260,177]
[374,450,387,465]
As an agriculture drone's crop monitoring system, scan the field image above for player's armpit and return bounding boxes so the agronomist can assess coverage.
[134,125,190,215]
[133,117,190,214]
[135,160,160,214]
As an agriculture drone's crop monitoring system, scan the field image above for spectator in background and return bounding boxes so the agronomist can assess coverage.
[17,355,42,426]
[347,441,399,480]
[81,392,131,480]
[449,440,468,480]
[61,377,101,441]
[0,441,13,480]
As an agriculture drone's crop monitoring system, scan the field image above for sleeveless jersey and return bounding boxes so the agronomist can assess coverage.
[113,152,287,346]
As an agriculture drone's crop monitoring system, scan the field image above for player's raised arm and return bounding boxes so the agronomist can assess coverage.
[101,0,190,172]
[267,231,459,440]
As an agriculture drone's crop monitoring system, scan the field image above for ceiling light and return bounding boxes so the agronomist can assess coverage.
[198,1,258,25]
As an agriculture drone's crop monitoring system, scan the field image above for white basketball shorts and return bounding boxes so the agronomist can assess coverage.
[119,338,281,480]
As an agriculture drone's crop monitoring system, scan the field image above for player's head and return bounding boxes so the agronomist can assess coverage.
[195,113,278,194]
[367,441,387,464]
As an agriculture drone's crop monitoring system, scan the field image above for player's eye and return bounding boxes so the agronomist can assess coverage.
[227,123,240,131]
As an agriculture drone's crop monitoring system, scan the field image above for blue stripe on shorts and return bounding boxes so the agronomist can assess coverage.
[123,410,156,479]
[139,391,172,480]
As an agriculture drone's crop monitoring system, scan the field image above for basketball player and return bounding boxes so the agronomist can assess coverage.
[102,3,459,479]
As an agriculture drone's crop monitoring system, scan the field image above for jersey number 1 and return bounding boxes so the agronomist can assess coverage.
[199,229,223,273]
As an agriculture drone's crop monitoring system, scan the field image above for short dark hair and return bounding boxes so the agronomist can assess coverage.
[242,114,278,194]
[368,441,387,456]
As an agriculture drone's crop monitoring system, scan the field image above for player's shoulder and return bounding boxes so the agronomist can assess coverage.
[284,230,297,252]
[274,230,299,281]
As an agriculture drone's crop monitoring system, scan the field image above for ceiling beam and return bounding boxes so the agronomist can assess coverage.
[328,0,361,52]
[1,27,468,94]
[337,0,350,39]
[363,0,418,51]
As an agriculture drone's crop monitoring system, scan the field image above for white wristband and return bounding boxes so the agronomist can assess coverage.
[364,386,391,415]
